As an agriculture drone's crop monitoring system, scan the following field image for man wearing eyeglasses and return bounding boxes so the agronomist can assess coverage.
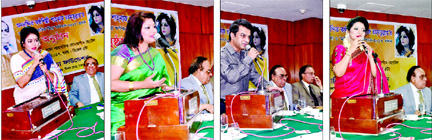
[395,66,431,115]
[69,56,104,107]
[181,56,214,113]
[270,65,293,110]
[292,65,323,107]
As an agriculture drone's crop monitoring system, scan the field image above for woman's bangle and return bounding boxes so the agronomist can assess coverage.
[159,84,165,91]
[345,52,351,58]
[129,81,134,91]
[25,72,31,76]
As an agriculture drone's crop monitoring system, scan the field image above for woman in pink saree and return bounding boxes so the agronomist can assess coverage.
[331,16,389,98]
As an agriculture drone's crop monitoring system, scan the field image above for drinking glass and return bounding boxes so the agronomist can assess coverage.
[221,114,228,133]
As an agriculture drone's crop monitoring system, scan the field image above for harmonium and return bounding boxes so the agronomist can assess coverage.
[2,93,74,139]
[330,94,403,134]
[225,90,286,129]
[122,90,200,140]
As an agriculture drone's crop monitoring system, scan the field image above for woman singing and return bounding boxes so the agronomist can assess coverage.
[331,16,389,98]
[110,12,173,134]
[10,26,67,104]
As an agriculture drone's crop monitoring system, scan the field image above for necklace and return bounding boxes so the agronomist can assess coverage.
[137,47,155,71]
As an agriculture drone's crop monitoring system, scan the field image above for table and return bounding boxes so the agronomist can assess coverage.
[47,102,104,139]
[335,115,432,140]
[223,114,323,140]
[193,120,215,140]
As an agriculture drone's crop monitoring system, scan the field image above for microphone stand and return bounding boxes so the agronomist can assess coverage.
[255,59,265,95]
[162,47,179,95]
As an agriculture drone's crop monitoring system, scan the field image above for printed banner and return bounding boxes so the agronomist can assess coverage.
[221,20,269,89]
[1,2,105,89]
[330,17,417,93]
[111,4,181,86]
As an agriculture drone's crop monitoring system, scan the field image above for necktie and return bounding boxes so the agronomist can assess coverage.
[92,76,103,102]
[309,85,319,106]
[201,84,210,104]
[418,90,424,104]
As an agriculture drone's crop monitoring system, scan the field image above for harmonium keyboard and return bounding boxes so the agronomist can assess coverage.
[330,94,403,134]
[122,90,200,140]
[2,93,74,139]
[225,90,286,129]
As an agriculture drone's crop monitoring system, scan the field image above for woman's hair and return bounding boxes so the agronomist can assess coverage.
[19,26,40,49]
[250,26,266,53]
[156,13,176,42]
[395,26,415,55]
[346,16,369,32]
[122,12,156,49]
[88,5,104,33]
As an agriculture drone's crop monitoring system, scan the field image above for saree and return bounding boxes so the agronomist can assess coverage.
[110,44,170,134]
[331,45,389,98]
[10,50,67,104]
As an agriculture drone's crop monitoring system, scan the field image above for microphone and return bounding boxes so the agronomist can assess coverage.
[154,34,176,53]
[33,50,45,65]
[361,39,379,63]
[245,45,263,60]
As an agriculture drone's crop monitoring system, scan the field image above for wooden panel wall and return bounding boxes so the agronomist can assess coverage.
[222,12,324,84]
[331,8,432,87]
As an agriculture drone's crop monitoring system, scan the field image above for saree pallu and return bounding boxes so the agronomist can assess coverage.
[110,44,170,134]
[331,45,389,98]
[11,50,67,104]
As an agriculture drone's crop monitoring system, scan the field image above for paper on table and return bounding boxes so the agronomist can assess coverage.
[97,112,104,120]
[196,113,214,121]
[96,106,103,110]
[221,132,247,140]
[380,127,400,135]
[43,130,62,139]
[284,131,323,140]
[189,132,208,140]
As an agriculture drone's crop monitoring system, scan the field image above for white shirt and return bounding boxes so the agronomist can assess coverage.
[192,75,203,87]
[302,80,311,93]
[409,83,422,110]
[86,73,101,104]
[270,81,291,108]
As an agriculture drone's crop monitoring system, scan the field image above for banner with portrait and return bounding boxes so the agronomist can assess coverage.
[111,4,181,86]
[221,20,269,89]
[1,2,104,89]
[330,17,417,93]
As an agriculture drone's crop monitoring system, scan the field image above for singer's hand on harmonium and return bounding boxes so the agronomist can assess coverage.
[247,47,259,59]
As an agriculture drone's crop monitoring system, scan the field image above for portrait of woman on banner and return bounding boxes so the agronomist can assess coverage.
[110,12,173,134]
[331,16,389,98]
[88,5,104,35]
[156,12,177,47]
[395,25,416,58]
[10,26,67,104]
[2,20,18,55]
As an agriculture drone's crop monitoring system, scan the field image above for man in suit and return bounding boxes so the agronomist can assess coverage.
[292,65,323,107]
[395,66,431,115]
[181,56,214,113]
[69,56,104,107]
[269,65,293,110]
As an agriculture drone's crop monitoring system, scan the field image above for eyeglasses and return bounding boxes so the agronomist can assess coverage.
[304,72,315,75]
[85,62,97,67]
[415,75,427,80]
[275,74,288,79]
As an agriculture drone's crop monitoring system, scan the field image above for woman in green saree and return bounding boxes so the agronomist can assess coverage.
[110,12,172,134]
